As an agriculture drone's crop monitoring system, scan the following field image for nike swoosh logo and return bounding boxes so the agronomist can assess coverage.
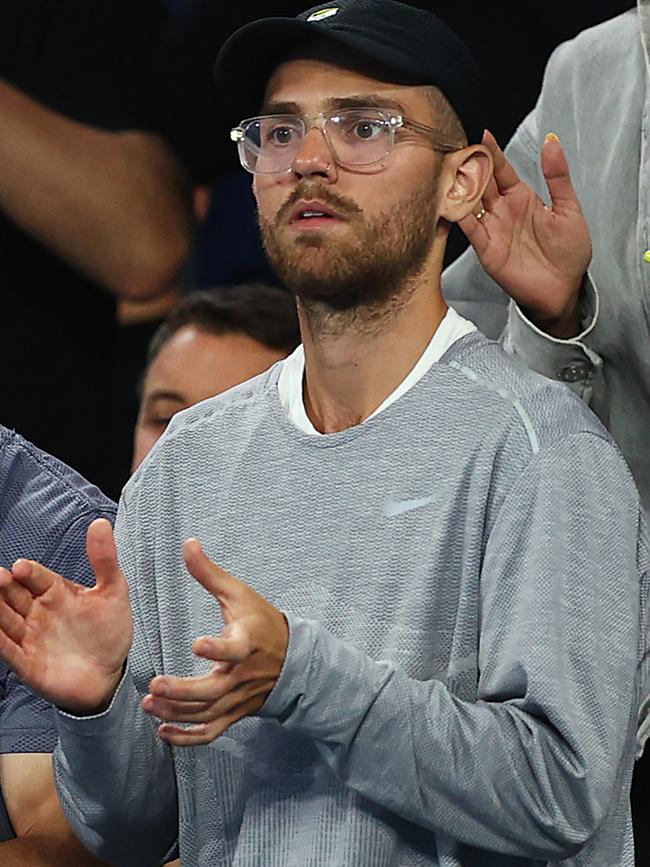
[383,495,438,518]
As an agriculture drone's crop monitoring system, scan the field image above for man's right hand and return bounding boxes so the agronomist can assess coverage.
[0,519,133,716]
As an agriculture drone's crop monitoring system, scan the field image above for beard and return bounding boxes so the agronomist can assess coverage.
[259,175,441,315]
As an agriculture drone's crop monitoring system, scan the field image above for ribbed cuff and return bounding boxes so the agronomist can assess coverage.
[259,613,316,721]
[260,614,393,743]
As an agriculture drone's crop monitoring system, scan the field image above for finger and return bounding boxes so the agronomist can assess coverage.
[183,538,243,605]
[0,626,26,677]
[541,134,581,213]
[193,622,253,664]
[457,213,490,256]
[157,721,222,747]
[481,175,501,212]
[142,694,214,721]
[86,519,124,592]
[149,668,236,703]
[483,129,521,194]
[11,559,58,597]
[145,679,270,723]
[158,694,264,747]
[0,579,33,618]
[0,599,26,644]
[144,685,263,724]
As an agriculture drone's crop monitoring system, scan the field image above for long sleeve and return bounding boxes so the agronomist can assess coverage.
[442,104,603,403]
[53,501,178,867]
[262,432,641,860]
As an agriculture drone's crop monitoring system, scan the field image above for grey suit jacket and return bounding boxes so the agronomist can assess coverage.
[443,1,650,517]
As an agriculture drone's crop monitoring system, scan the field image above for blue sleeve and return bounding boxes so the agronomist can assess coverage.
[0,663,57,755]
[44,508,116,589]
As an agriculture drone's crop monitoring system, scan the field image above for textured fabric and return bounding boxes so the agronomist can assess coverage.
[441,2,650,515]
[278,307,476,434]
[0,425,116,841]
[55,333,646,867]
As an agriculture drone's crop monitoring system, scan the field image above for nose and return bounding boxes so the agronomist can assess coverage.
[291,126,337,181]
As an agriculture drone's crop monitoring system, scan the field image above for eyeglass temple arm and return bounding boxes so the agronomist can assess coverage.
[400,117,464,152]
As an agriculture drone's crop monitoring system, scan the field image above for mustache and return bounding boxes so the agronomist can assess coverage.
[275,185,362,224]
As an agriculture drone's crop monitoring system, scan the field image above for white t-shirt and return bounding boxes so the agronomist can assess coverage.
[278,307,477,435]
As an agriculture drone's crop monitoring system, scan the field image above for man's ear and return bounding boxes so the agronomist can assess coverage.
[437,145,493,224]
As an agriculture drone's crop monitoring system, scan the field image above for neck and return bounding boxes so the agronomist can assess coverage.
[298,254,448,434]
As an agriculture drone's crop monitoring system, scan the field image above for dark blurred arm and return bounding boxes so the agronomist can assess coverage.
[0,79,194,299]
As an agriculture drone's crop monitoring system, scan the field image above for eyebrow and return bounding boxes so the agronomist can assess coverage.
[261,94,407,115]
[144,390,185,409]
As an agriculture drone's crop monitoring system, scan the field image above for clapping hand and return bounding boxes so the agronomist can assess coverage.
[143,540,289,747]
[0,519,133,715]
[458,130,592,338]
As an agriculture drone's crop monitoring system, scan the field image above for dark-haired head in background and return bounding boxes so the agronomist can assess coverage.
[131,284,299,470]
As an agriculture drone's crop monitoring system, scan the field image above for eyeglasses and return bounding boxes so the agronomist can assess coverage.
[230,107,462,175]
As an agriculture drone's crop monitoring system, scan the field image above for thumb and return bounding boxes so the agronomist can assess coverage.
[183,539,243,617]
[541,134,581,213]
[193,619,254,665]
[86,519,124,591]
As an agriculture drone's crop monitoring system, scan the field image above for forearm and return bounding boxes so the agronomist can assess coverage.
[0,80,194,298]
[1,832,106,867]
[264,618,604,860]
[55,668,178,866]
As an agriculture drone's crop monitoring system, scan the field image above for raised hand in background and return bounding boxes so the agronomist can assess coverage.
[459,130,592,339]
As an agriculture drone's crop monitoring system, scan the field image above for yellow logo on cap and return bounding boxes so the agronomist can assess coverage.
[307,7,339,22]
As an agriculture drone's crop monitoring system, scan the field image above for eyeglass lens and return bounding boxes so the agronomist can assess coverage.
[238,110,394,174]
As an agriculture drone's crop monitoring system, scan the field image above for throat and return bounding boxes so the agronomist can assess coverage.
[298,282,448,434]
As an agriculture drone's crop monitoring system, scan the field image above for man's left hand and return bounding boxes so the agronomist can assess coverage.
[142,540,289,747]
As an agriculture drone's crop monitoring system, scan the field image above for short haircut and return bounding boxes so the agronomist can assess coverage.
[426,86,468,148]
[147,284,300,368]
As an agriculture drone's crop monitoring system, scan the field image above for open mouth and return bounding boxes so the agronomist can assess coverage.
[289,201,345,229]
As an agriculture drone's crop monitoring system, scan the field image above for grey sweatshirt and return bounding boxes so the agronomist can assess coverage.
[54,333,647,867]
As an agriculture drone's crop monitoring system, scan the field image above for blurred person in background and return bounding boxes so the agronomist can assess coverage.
[0,426,115,866]
[132,284,300,470]
[0,0,195,499]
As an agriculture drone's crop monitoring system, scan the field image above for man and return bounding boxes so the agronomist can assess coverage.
[441,1,650,513]
[439,7,650,855]
[0,2,645,866]
[0,426,115,865]
[132,284,299,470]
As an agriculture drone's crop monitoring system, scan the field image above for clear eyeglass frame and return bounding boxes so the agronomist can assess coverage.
[230,107,462,175]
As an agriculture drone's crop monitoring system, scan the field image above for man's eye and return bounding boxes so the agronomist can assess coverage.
[352,120,384,140]
[151,417,172,428]
[268,126,297,146]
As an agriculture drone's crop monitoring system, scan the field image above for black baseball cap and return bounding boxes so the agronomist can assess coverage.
[214,0,486,143]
